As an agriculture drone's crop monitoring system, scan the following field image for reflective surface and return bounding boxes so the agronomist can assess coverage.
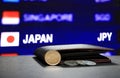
[0,55,120,78]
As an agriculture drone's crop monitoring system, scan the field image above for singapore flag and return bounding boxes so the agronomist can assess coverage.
[0,32,20,47]
[1,11,20,25]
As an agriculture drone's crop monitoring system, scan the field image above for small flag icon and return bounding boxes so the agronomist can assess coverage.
[3,0,20,3]
[0,32,20,47]
[1,11,20,25]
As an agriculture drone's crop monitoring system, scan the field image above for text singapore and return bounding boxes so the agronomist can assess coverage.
[23,13,73,22]
[23,34,53,44]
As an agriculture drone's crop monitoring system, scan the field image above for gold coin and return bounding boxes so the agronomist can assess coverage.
[45,50,61,66]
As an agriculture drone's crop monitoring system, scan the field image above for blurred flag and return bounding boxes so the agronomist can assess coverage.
[3,0,19,3]
[1,11,20,25]
[1,53,18,56]
[0,32,20,47]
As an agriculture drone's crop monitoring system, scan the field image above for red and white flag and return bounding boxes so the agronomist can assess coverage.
[0,32,20,47]
[1,11,20,25]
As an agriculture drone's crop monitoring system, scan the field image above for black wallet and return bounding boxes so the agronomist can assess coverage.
[34,44,114,66]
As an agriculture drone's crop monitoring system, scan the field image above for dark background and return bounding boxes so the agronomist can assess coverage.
[0,0,120,55]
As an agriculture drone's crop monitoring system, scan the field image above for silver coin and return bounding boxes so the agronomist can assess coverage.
[77,60,96,66]
[76,60,86,65]
[64,60,78,66]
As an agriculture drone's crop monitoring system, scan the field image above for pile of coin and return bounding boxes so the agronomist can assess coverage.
[63,60,96,66]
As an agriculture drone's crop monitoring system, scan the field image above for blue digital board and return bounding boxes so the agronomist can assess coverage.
[0,0,120,55]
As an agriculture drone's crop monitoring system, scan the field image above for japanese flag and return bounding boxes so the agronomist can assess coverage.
[0,32,20,47]
[1,11,20,25]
